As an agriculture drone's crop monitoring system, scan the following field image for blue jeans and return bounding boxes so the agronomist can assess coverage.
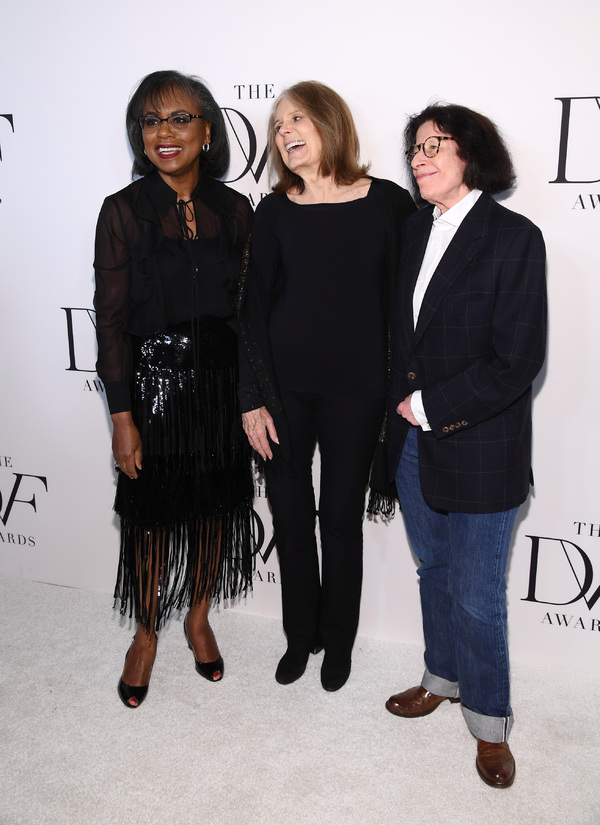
[396,427,517,742]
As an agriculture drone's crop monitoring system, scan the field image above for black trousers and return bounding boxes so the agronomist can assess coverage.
[264,389,385,660]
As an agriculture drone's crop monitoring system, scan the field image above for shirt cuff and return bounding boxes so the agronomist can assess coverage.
[410,391,432,432]
[105,380,131,415]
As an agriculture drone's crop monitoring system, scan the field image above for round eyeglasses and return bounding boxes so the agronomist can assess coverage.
[406,135,455,163]
[138,113,206,132]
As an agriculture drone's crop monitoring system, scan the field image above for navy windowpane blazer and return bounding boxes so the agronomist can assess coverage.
[387,192,547,514]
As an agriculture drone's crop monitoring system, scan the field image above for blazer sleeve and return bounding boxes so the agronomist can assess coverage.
[421,221,547,438]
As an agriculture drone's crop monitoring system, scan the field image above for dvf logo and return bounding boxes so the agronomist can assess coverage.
[522,535,600,610]
[62,307,96,372]
[0,473,48,526]
[550,97,600,184]
[222,108,268,185]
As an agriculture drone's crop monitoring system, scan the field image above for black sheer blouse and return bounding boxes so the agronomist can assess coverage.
[94,171,253,414]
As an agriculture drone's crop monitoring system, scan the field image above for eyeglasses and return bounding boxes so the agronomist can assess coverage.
[138,113,206,132]
[405,135,455,163]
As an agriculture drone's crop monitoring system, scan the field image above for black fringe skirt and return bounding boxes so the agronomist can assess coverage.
[113,318,255,631]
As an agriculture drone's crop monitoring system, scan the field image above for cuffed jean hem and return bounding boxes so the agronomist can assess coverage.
[422,667,512,742]
[422,667,459,699]
[461,706,513,743]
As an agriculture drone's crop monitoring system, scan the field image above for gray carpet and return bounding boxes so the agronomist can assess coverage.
[0,576,598,825]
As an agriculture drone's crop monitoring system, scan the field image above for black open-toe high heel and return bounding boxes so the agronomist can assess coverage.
[118,640,155,709]
[184,618,224,682]
[118,677,149,709]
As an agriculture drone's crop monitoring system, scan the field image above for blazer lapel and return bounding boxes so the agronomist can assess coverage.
[400,208,432,350]
[410,193,494,351]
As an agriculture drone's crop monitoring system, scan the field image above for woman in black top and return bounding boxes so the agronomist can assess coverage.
[94,70,254,708]
[238,81,415,691]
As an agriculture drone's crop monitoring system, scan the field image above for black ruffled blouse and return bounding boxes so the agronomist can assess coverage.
[94,171,253,414]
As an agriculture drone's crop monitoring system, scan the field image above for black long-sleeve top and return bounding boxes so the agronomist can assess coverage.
[237,177,416,463]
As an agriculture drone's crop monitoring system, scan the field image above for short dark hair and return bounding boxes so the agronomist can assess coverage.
[125,70,230,180]
[268,80,370,195]
[404,103,516,197]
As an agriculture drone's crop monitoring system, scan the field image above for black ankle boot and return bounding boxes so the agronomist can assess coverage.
[320,654,351,692]
[275,650,310,685]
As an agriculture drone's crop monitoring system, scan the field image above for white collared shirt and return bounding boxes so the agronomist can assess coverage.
[410,189,482,430]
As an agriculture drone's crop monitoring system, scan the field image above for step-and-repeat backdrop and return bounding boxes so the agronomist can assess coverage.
[1,0,598,673]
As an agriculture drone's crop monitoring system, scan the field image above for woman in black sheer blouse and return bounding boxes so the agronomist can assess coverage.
[238,81,415,691]
[94,70,254,708]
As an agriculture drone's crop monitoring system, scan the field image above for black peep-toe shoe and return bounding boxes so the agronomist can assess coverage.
[118,677,149,709]
[117,642,153,709]
[184,619,224,682]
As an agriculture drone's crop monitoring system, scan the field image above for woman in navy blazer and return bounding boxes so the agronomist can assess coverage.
[384,104,547,789]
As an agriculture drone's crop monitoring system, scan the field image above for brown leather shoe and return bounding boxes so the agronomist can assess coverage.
[385,684,459,718]
[476,739,515,788]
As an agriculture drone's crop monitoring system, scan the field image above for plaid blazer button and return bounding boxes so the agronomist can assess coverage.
[443,426,450,433]
[407,371,416,380]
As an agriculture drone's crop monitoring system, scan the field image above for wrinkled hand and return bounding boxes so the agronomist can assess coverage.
[396,395,419,426]
[111,412,143,479]
[242,406,279,460]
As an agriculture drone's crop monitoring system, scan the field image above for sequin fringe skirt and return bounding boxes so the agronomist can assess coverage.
[113,319,255,631]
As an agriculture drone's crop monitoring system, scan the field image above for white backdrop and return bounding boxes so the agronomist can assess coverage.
[1,0,599,674]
